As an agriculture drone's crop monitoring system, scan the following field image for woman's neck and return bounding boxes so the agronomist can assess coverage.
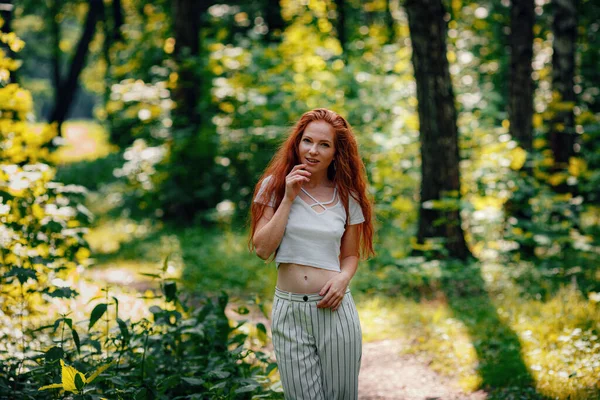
[303,172,333,189]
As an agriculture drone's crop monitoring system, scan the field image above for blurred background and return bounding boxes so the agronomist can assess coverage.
[1,0,599,398]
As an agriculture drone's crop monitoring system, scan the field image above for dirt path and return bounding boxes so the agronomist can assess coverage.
[88,268,487,399]
[358,339,488,400]
[224,302,488,400]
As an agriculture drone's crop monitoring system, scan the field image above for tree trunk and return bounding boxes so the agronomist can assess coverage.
[265,0,284,42]
[386,0,395,44]
[509,0,535,153]
[0,1,16,81]
[549,0,578,192]
[167,0,218,220]
[50,0,62,125]
[172,0,202,126]
[102,0,124,146]
[503,0,537,259]
[405,0,471,260]
[49,0,103,137]
[334,0,346,54]
[112,0,123,42]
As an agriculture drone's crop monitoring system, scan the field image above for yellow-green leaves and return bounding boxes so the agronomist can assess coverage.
[509,146,528,170]
[60,359,86,393]
[38,359,114,394]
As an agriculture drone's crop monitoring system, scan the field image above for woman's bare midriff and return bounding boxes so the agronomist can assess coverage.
[276,262,340,293]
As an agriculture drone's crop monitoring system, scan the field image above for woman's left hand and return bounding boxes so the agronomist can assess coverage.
[317,275,350,311]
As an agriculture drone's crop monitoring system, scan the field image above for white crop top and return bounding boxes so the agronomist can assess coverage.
[254,176,365,272]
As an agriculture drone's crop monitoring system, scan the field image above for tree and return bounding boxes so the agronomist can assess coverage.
[164,0,221,220]
[509,0,535,153]
[0,0,16,81]
[265,0,284,42]
[49,0,103,138]
[405,0,471,260]
[334,0,346,53]
[549,0,578,193]
[503,0,537,258]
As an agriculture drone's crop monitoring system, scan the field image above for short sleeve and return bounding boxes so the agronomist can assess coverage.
[348,195,365,225]
[254,176,276,207]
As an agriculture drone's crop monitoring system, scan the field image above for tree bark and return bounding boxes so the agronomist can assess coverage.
[386,0,395,44]
[509,0,535,152]
[265,0,284,42]
[550,0,578,191]
[167,0,218,220]
[112,0,123,42]
[49,0,103,136]
[50,0,62,115]
[102,0,125,146]
[334,0,346,53]
[405,0,471,260]
[172,0,202,126]
[0,1,16,81]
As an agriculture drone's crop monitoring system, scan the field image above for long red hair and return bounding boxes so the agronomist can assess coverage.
[249,108,375,259]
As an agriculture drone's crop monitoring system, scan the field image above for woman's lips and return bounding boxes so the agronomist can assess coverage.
[306,158,319,164]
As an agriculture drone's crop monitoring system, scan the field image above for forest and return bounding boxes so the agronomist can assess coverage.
[0,0,599,398]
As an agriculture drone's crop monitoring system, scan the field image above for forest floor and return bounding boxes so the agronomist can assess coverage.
[222,297,489,400]
[87,266,488,400]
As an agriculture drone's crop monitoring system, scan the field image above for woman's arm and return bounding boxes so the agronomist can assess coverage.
[317,223,360,310]
[252,199,293,260]
[253,164,311,259]
[338,223,360,282]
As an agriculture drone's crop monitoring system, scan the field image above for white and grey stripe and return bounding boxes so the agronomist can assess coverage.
[271,287,362,399]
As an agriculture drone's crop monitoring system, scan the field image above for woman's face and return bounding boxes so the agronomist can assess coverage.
[298,120,336,175]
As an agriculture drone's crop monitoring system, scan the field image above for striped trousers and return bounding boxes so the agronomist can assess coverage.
[271,286,362,400]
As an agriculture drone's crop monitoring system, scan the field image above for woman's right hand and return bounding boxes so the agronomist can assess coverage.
[284,164,311,202]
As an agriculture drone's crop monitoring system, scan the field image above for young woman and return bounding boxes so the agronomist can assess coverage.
[249,108,375,399]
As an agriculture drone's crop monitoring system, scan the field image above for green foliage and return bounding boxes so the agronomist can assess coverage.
[0,27,92,364]
[1,263,281,399]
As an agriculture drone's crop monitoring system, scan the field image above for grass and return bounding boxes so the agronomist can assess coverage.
[56,119,600,399]
[84,211,600,399]
[354,263,600,400]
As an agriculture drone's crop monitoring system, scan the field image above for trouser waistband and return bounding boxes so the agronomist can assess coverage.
[275,286,351,302]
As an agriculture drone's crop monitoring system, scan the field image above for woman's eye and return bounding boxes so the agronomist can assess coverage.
[321,143,330,147]
[303,138,311,143]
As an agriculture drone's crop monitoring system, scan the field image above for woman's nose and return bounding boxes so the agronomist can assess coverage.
[309,144,318,154]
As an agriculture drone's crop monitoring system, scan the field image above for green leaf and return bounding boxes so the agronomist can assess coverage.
[139,273,161,279]
[88,303,108,331]
[209,381,228,391]
[266,362,278,375]
[87,339,102,353]
[162,254,170,272]
[117,318,129,343]
[158,375,180,391]
[134,387,148,400]
[163,281,177,303]
[112,296,119,317]
[234,384,259,394]
[86,361,114,383]
[208,370,230,380]
[46,287,78,298]
[256,322,266,334]
[38,383,63,391]
[74,373,85,392]
[71,328,81,354]
[45,346,64,363]
[149,305,163,315]
[181,377,205,386]
[4,267,37,284]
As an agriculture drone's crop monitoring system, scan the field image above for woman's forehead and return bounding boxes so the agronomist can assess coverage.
[302,120,335,140]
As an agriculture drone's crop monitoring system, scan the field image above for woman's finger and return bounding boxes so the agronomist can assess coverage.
[289,164,307,173]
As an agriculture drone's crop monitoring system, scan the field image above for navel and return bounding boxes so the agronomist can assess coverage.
[304,275,308,281]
